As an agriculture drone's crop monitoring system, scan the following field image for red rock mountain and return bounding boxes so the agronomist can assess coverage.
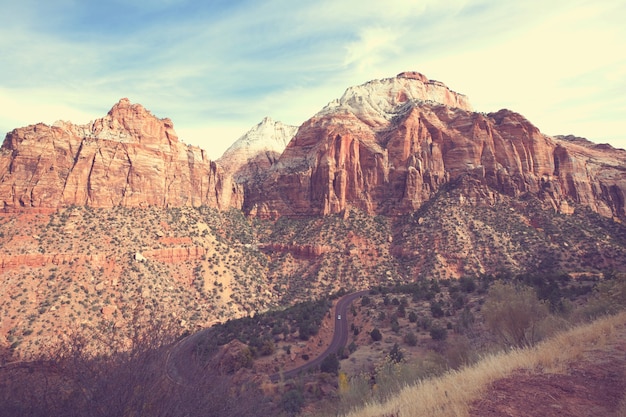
[244,73,626,220]
[0,98,242,210]
[2,73,626,360]
[0,74,625,221]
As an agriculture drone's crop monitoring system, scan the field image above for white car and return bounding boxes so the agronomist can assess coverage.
[337,314,341,320]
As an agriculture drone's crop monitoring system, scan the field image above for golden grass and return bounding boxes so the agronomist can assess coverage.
[340,312,626,417]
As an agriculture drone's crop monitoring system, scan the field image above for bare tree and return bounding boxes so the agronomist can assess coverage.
[0,313,274,417]
[482,281,549,347]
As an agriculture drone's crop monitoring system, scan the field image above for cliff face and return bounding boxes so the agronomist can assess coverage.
[0,98,242,210]
[245,73,626,220]
[1,74,624,220]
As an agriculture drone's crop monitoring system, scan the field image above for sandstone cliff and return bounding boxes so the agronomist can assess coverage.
[1,74,624,221]
[245,73,626,220]
[0,98,242,210]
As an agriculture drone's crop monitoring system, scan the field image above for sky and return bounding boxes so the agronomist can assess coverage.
[1,0,625,159]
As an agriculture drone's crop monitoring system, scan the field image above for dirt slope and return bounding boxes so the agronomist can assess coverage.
[469,326,626,417]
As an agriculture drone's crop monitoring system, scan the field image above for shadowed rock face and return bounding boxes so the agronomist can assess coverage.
[244,74,626,220]
[0,98,242,210]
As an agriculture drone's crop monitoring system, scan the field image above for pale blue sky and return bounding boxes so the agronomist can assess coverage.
[1,0,624,158]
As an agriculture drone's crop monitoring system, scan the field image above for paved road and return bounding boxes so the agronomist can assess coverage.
[165,327,212,386]
[166,290,370,384]
[271,290,369,381]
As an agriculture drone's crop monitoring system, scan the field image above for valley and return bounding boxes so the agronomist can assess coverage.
[1,71,626,415]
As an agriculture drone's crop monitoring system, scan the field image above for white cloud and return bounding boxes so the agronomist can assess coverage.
[0,88,102,133]
[344,27,401,72]
[1,0,624,153]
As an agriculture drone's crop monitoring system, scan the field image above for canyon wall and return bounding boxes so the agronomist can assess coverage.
[0,99,242,210]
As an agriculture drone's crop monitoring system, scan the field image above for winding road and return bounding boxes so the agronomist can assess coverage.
[166,290,369,385]
[271,290,369,381]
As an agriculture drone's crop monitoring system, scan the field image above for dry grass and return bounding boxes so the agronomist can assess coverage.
[339,311,626,417]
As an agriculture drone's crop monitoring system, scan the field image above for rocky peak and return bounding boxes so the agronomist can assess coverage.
[319,71,472,127]
[97,98,179,145]
[0,99,242,210]
[247,73,626,220]
[217,117,298,182]
[42,98,179,147]
[396,71,430,82]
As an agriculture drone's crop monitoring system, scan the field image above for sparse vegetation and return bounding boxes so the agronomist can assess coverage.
[326,311,626,417]
[2,179,626,416]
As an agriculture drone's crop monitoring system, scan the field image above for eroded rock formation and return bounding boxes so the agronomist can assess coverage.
[245,73,626,220]
[1,74,624,221]
[0,99,242,210]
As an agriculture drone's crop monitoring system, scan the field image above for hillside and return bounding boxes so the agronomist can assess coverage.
[0,70,625,364]
[331,311,626,417]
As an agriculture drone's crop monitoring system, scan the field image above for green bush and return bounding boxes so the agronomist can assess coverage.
[582,273,626,318]
[429,325,447,341]
[320,353,340,374]
[281,389,304,415]
[430,301,445,318]
[404,331,417,346]
[370,328,382,341]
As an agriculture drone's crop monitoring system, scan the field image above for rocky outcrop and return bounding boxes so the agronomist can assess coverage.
[245,73,626,220]
[259,243,331,258]
[320,71,473,126]
[0,99,242,210]
[1,75,624,221]
[142,246,207,263]
[0,252,107,271]
[217,117,297,183]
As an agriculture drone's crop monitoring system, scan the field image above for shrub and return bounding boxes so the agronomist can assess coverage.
[389,343,404,363]
[430,325,448,341]
[281,389,304,415]
[320,353,340,374]
[404,331,418,346]
[582,273,626,318]
[370,328,382,341]
[459,276,477,293]
[482,281,549,347]
[430,301,445,318]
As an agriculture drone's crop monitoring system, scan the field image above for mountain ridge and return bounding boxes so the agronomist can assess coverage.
[0,98,242,210]
[1,71,626,359]
[1,72,625,222]
[217,116,298,182]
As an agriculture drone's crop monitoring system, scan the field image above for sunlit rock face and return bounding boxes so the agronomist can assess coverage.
[217,116,297,183]
[0,98,242,210]
[1,74,624,221]
[245,73,626,220]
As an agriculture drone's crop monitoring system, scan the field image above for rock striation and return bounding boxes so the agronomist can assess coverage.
[0,98,242,210]
[245,73,626,220]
